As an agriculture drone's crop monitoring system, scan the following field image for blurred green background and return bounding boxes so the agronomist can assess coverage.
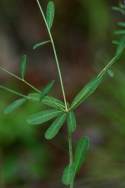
[0,0,125,187]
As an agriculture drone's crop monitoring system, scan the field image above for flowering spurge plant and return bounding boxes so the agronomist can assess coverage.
[0,1,125,188]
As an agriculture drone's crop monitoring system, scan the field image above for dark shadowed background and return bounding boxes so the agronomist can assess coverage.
[0,0,125,187]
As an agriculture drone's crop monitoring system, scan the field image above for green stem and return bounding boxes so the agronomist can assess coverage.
[97,55,120,78]
[68,133,74,188]
[0,85,28,98]
[0,67,40,93]
[36,0,68,112]
[36,2,73,188]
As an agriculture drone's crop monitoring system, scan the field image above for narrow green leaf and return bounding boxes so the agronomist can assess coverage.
[20,55,27,79]
[28,93,65,111]
[4,98,26,114]
[33,40,50,50]
[71,76,103,110]
[0,85,27,98]
[67,111,76,133]
[45,113,66,140]
[40,80,55,100]
[62,164,75,186]
[27,109,62,125]
[42,96,65,111]
[46,1,55,29]
[74,137,90,173]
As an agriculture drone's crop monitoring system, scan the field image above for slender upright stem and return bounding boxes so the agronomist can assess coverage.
[36,1,74,188]
[68,133,74,188]
[36,0,68,111]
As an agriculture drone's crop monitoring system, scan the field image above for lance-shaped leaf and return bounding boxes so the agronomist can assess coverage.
[71,76,104,110]
[62,164,75,186]
[20,55,27,79]
[46,1,55,29]
[40,80,55,100]
[42,96,65,111]
[45,113,66,140]
[67,111,76,133]
[74,137,89,173]
[28,93,65,111]
[27,109,62,125]
[4,98,26,114]
[33,40,51,50]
